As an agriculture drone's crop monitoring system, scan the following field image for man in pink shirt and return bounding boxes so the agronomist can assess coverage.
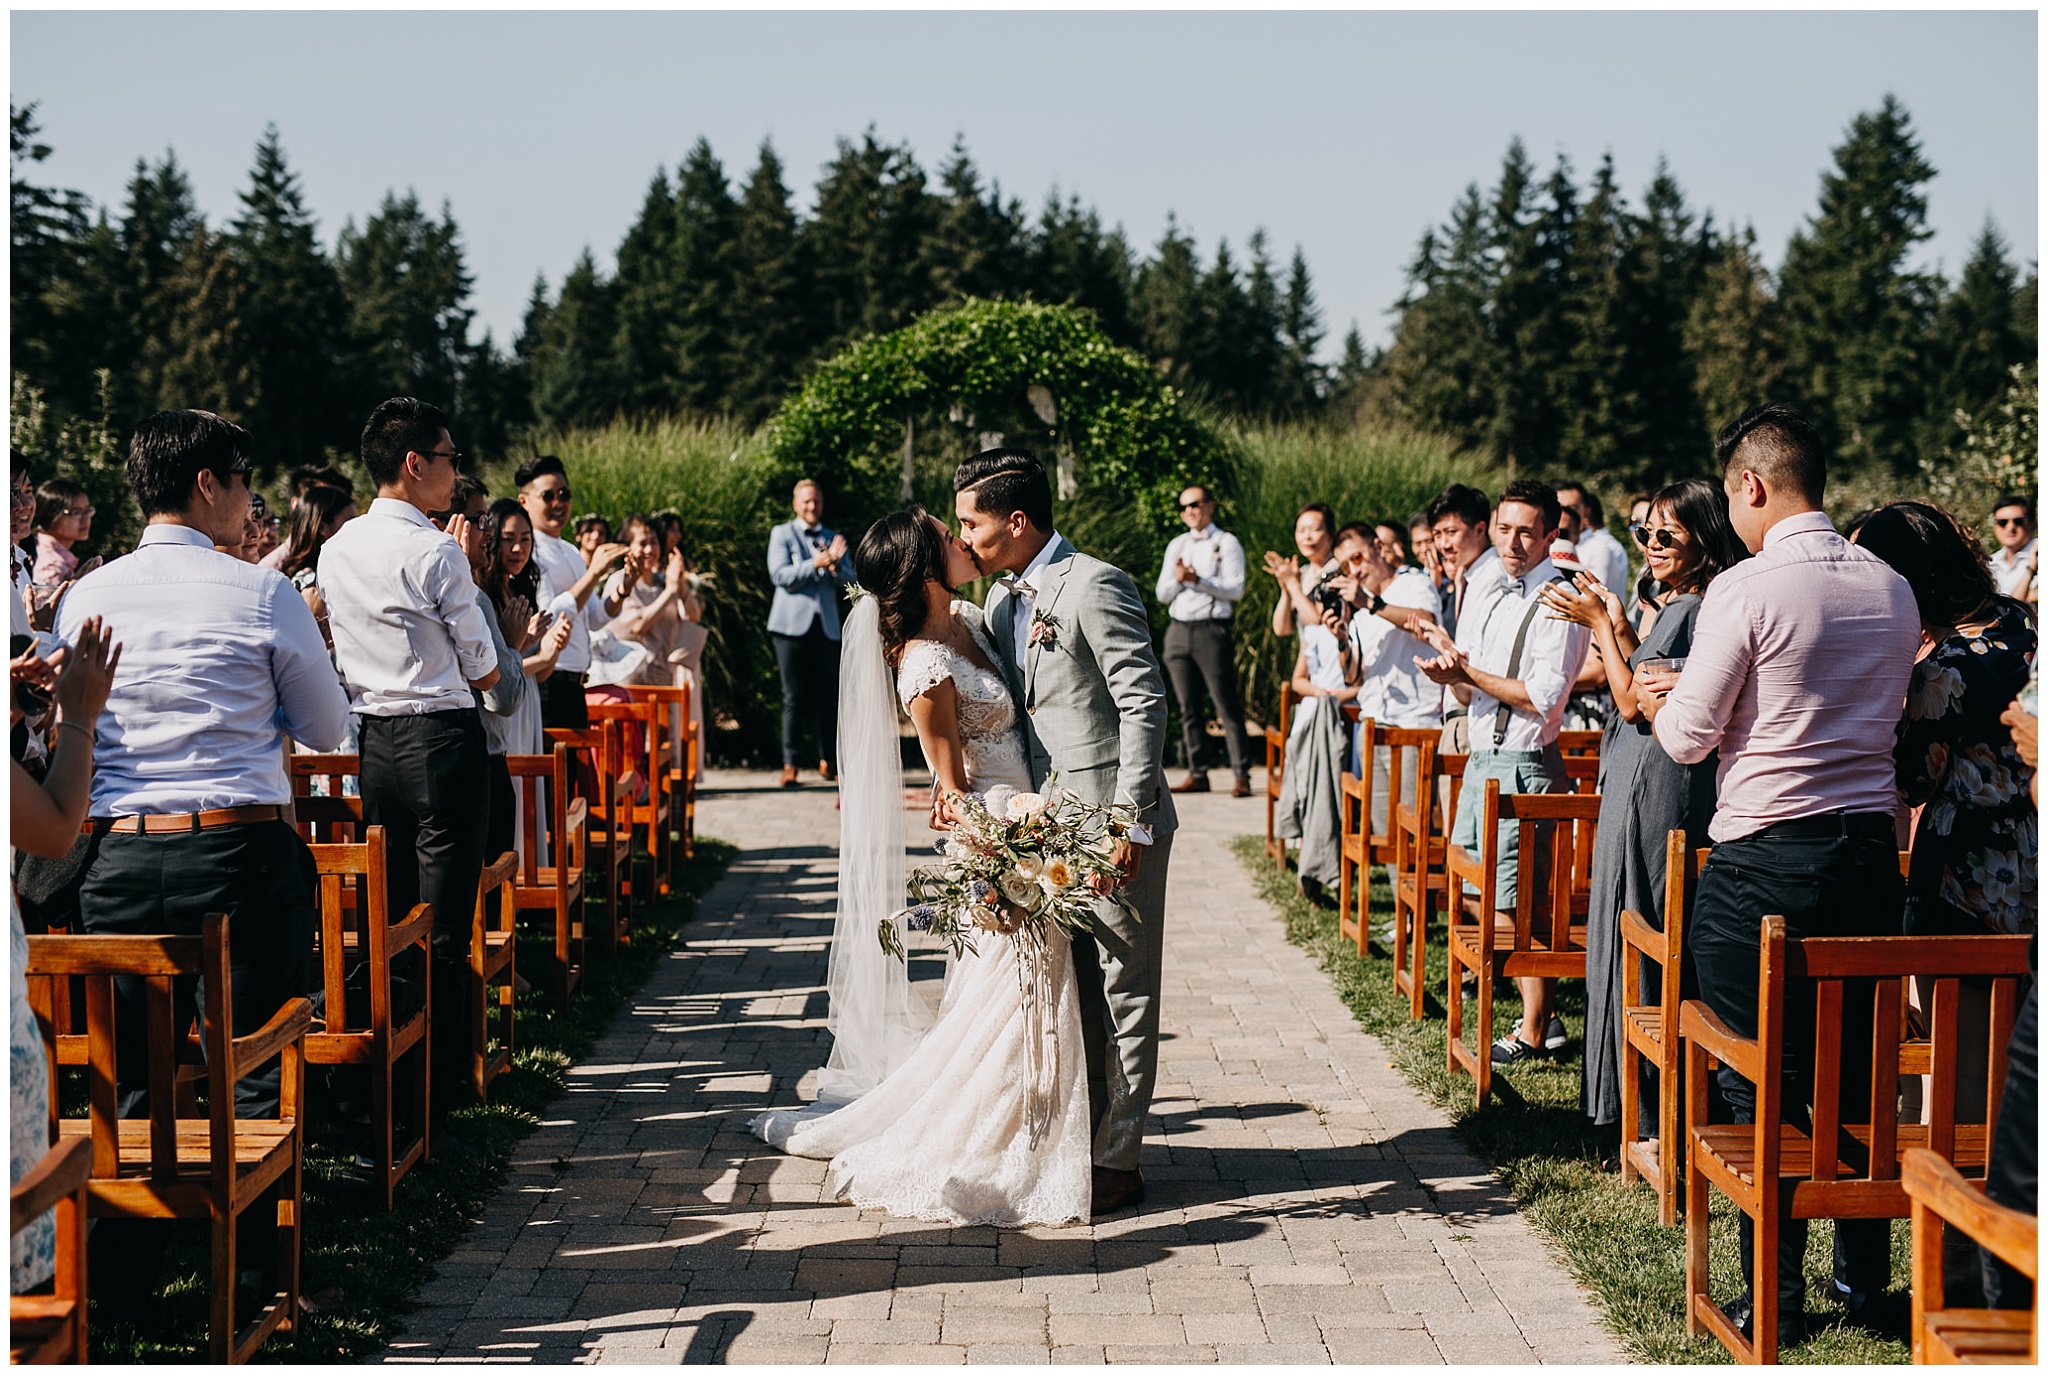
[1640,402,1919,1351]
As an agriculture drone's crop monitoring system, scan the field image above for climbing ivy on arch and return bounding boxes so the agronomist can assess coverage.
[765,298,1236,558]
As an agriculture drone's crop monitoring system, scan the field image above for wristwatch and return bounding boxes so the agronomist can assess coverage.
[1358,587,1386,615]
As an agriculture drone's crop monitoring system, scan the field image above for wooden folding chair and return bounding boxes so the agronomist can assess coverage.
[546,723,632,954]
[590,696,673,898]
[626,680,697,860]
[1557,729,1603,758]
[1904,1147,2037,1364]
[25,913,311,1363]
[1263,684,1296,868]
[1618,830,1711,1225]
[506,744,590,1008]
[1443,779,1600,1105]
[1391,745,1466,1020]
[472,849,518,1100]
[288,753,361,837]
[1339,721,1437,958]
[295,814,434,1206]
[10,1135,91,1364]
[1680,921,2031,1364]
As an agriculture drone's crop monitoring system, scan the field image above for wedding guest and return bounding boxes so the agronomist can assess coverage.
[319,397,501,1125]
[249,492,281,562]
[1428,483,1498,640]
[259,463,353,572]
[10,460,35,642]
[1980,691,2036,1311]
[57,409,347,1311]
[281,483,361,770]
[479,498,570,764]
[518,455,626,732]
[1409,510,1443,592]
[1157,484,1252,797]
[1538,476,1746,1136]
[1988,494,2035,601]
[654,510,686,564]
[1332,520,1442,886]
[10,617,117,1296]
[1276,563,1360,905]
[1261,502,1339,639]
[574,512,612,566]
[1641,401,1918,1346]
[1372,520,1409,572]
[1554,479,1630,593]
[30,479,91,588]
[767,477,854,787]
[1416,480,1590,1064]
[598,513,703,687]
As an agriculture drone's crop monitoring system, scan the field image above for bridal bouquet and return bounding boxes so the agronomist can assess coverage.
[877,777,1140,962]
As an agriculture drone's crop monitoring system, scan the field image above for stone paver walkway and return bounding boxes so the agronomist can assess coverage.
[382,770,1622,1365]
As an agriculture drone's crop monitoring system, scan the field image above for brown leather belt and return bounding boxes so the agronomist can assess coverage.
[87,804,291,835]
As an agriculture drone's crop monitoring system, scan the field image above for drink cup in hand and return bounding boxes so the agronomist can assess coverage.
[1635,656,1685,700]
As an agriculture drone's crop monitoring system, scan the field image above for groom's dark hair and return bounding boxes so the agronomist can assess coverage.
[955,448,1054,532]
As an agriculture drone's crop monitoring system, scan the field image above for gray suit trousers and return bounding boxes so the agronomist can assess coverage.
[1071,829,1173,1172]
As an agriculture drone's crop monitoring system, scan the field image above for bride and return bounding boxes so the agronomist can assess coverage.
[749,508,1092,1228]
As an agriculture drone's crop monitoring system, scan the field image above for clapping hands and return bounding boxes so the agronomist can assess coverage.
[1411,619,1470,687]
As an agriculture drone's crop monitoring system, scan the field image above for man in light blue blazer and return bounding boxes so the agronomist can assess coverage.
[767,477,855,787]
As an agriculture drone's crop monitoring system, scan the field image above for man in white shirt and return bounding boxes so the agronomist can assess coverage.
[1332,522,1443,874]
[1989,493,2035,600]
[1156,484,1251,796]
[1427,483,1501,760]
[1416,480,1590,1065]
[59,409,350,1309]
[1553,480,1631,595]
[517,454,627,732]
[320,397,502,1126]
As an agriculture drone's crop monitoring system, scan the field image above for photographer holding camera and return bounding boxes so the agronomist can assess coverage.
[1273,531,1363,904]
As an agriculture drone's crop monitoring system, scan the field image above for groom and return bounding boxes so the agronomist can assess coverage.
[952,448,1176,1216]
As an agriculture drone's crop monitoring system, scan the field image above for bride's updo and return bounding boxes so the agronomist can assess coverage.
[853,506,951,665]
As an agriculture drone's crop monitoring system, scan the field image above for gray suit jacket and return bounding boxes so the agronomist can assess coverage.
[986,535,1178,837]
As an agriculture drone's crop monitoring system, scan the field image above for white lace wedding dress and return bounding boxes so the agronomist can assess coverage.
[750,602,1092,1228]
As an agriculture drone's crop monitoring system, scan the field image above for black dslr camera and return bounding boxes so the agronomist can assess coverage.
[1309,581,1349,621]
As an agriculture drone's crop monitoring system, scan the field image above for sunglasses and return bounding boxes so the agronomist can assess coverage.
[540,487,572,504]
[1631,522,1680,550]
[1995,517,2029,528]
[1179,499,1209,511]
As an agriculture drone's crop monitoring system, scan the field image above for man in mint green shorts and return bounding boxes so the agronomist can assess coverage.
[1415,479,1590,1065]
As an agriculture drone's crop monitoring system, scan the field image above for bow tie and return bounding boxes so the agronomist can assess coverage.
[1006,575,1038,600]
[1509,578,1525,597]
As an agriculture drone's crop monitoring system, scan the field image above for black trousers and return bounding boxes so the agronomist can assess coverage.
[772,622,841,771]
[1162,618,1249,780]
[359,709,489,1114]
[540,670,588,731]
[485,751,515,920]
[1982,969,2036,1308]
[1690,812,1904,1308]
[78,820,317,1119]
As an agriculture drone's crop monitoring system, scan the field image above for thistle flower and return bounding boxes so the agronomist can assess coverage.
[905,904,937,932]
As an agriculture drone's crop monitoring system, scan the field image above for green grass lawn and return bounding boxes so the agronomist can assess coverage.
[83,837,737,1364]
[1231,836,1915,1364]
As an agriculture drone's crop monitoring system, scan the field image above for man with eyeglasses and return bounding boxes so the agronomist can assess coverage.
[319,397,503,1135]
[1156,484,1251,797]
[1988,494,2035,601]
[518,454,628,732]
[57,408,349,1315]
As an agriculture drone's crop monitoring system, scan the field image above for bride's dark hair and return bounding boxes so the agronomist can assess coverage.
[854,507,951,665]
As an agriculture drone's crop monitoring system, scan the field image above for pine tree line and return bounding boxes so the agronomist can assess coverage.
[1357,96,2037,490]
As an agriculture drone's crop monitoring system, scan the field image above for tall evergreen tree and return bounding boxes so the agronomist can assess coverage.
[1276,246,1327,417]
[151,223,251,420]
[726,141,808,422]
[1927,219,2025,452]
[1487,147,1574,471]
[1775,94,1940,475]
[336,191,476,416]
[526,250,622,428]
[10,104,94,413]
[1133,214,1203,387]
[1025,191,1136,346]
[228,125,348,466]
[609,167,681,411]
[1375,186,1498,444]
[668,139,738,413]
[804,130,937,351]
[1684,223,1781,439]
[925,135,1026,303]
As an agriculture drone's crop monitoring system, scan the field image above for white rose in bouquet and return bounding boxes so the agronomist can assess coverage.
[981,785,1019,820]
[1012,854,1045,882]
[999,869,1042,908]
[1004,791,1049,821]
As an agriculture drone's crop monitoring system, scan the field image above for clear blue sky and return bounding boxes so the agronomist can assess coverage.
[12,9,2037,360]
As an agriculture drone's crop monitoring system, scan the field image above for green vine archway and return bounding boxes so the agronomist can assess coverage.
[765,298,1236,569]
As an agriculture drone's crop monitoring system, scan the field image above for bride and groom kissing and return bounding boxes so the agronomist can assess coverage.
[751,447,1177,1227]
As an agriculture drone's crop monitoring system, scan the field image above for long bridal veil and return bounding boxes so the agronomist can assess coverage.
[814,593,933,1105]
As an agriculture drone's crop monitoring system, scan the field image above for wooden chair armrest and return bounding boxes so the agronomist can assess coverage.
[1905,1148,2040,1279]
[231,996,314,1076]
[11,1135,89,1233]
[481,850,517,887]
[1678,998,1757,1083]
[565,796,590,833]
[1340,771,1364,802]
[391,901,436,952]
[1618,907,1667,959]
[1443,841,1479,887]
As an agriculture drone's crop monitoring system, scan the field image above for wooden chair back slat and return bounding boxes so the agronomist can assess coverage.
[1557,729,1602,757]
[1809,980,1845,1185]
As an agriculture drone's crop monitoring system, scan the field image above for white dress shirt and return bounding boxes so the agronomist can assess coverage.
[1577,526,1632,595]
[1155,525,1246,621]
[531,529,594,674]
[317,497,499,717]
[1349,567,1444,729]
[55,523,350,813]
[1008,533,1065,670]
[10,543,31,639]
[1990,539,2036,598]
[1456,556,1590,753]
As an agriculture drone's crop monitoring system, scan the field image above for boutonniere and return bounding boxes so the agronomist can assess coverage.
[1028,609,1061,651]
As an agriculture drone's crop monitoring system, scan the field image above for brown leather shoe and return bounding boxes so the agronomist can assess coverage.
[1090,1165,1145,1217]
[1231,777,1252,798]
[1170,774,1211,794]
[819,760,836,782]
[779,766,800,788]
